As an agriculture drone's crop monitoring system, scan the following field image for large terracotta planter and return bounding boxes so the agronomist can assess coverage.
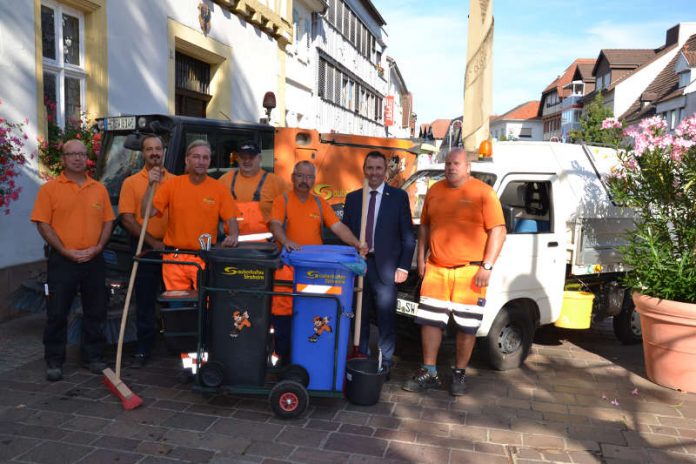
[633,293,696,393]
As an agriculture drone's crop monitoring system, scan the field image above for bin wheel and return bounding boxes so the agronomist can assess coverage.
[269,380,309,419]
[280,365,310,387]
[199,361,224,388]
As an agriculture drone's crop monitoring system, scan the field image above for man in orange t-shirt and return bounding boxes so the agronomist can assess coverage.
[268,160,363,361]
[31,139,115,382]
[218,140,287,238]
[402,148,506,397]
[146,140,240,291]
[118,134,172,365]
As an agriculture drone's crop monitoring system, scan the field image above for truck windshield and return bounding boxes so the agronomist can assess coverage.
[98,133,145,203]
[401,169,497,222]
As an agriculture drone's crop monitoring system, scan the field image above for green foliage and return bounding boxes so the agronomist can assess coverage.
[570,94,618,145]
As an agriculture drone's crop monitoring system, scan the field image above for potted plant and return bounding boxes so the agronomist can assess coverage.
[605,113,696,392]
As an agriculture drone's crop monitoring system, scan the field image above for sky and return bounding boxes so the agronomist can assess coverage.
[372,0,696,124]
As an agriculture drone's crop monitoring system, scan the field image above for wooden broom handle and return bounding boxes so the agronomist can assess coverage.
[115,182,156,379]
[352,179,370,347]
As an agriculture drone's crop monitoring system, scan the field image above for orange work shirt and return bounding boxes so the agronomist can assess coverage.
[270,191,339,245]
[217,169,288,222]
[31,173,115,249]
[153,175,240,250]
[421,178,505,267]
[118,168,172,240]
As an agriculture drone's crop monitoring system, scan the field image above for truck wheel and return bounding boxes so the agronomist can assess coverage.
[269,380,309,419]
[613,297,642,345]
[485,304,534,371]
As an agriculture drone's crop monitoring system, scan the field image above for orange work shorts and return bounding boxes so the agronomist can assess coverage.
[162,253,206,291]
[415,262,487,335]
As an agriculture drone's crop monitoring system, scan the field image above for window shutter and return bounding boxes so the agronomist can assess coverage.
[318,59,326,98]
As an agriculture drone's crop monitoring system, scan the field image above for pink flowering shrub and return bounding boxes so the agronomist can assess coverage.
[0,101,29,215]
[606,114,696,302]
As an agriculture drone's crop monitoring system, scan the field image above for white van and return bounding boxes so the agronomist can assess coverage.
[397,141,640,370]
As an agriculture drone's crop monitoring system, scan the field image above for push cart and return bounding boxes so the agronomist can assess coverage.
[138,243,365,419]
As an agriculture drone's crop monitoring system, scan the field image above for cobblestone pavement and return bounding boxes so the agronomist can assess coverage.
[1,313,696,463]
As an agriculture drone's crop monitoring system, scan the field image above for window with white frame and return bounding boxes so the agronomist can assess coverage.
[41,1,86,128]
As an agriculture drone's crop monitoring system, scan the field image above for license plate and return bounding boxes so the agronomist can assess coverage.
[396,298,418,316]
[105,116,136,131]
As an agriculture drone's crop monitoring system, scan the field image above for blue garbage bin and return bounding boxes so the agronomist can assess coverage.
[282,246,365,391]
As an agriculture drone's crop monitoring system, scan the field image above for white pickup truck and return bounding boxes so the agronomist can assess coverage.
[396,141,640,370]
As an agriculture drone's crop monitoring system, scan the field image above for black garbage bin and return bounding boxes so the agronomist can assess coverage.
[205,243,280,386]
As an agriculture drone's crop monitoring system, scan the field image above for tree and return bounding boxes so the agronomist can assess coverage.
[570,93,617,145]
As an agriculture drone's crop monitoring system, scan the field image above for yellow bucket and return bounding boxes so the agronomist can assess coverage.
[554,291,594,329]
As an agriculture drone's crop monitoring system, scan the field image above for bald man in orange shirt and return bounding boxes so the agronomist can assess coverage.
[32,139,115,382]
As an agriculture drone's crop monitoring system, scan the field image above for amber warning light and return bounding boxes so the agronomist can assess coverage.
[478,140,493,161]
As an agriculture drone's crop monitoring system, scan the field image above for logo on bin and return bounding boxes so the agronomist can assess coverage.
[304,271,346,286]
[222,266,265,280]
[230,310,251,338]
[309,316,331,343]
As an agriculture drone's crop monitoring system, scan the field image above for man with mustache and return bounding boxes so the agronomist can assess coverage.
[268,160,364,362]
[118,134,172,367]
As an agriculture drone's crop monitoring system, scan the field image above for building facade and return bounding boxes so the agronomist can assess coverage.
[490,101,543,142]
[0,0,411,316]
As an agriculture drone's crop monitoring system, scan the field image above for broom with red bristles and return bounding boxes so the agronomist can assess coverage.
[349,179,370,360]
[102,170,160,410]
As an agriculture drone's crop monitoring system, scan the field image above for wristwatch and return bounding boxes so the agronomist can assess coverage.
[481,262,493,271]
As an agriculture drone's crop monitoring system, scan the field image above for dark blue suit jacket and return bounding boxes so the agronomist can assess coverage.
[342,184,416,285]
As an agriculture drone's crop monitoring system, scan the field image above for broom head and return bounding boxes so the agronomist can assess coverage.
[102,367,143,410]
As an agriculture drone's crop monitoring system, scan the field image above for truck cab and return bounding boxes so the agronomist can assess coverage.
[397,141,640,370]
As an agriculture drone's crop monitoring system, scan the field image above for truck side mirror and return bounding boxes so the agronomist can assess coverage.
[124,133,144,151]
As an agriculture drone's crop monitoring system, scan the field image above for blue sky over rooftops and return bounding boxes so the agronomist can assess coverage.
[373,0,696,124]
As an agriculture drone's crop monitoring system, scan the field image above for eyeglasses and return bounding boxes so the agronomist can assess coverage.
[63,152,88,158]
[293,173,315,180]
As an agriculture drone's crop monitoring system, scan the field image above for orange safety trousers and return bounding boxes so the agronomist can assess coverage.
[162,253,206,291]
[272,264,294,316]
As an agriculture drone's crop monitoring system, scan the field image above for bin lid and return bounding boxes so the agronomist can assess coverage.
[205,242,281,264]
[281,246,366,276]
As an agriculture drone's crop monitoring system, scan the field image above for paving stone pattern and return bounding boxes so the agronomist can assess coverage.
[1,313,696,463]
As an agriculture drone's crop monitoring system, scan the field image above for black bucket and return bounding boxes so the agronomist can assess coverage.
[344,358,387,406]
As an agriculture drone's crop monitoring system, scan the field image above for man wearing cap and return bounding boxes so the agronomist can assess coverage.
[118,134,171,367]
[268,160,365,361]
[31,139,115,381]
[145,139,240,291]
[217,140,287,238]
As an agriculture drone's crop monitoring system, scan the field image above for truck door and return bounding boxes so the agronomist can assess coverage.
[494,175,565,324]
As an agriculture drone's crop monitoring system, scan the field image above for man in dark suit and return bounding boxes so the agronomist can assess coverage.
[342,151,416,371]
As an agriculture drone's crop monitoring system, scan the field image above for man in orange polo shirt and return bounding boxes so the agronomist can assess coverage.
[118,134,171,366]
[268,160,363,361]
[402,148,506,396]
[31,139,115,382]
[146,139,240,291]
[217,140,287,239]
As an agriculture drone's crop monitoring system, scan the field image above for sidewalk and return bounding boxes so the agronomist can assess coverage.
[1,312,696,463]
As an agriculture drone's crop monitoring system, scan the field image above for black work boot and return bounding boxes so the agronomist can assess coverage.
[449,368,467,396]
[402,367,441,392]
